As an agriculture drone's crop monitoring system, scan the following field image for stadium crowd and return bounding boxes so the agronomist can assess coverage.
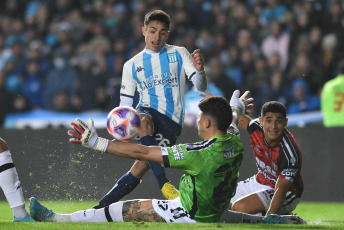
[0,0,342,127]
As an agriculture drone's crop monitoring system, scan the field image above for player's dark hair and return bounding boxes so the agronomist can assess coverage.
[198,96,232,132]
[144,10,171,29]
[261,101,287,118]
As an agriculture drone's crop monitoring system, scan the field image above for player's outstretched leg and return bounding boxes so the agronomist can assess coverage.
[29,197,56,222]
[0,138,34,222]
[262,214,307,224]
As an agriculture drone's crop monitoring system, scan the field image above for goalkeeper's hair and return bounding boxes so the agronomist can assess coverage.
[198,96,232,132]
[144,10,171,29]
[261,101,287,118]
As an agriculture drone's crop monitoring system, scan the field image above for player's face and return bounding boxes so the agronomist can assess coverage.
[142,20,170,52]
[259,112,288,146]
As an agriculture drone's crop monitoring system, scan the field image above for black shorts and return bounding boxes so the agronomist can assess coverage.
[136,107,182,147]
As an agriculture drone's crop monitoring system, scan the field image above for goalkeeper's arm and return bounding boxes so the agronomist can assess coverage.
[68,118,164,164]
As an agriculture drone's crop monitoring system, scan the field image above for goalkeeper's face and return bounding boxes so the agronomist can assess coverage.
[142,20,170,52]
[259,112,288,146]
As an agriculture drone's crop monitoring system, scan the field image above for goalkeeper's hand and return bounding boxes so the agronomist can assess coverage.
[230,90,254,116]
[67,118,109,153]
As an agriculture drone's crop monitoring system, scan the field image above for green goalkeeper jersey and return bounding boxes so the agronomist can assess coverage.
[161,129,243,223]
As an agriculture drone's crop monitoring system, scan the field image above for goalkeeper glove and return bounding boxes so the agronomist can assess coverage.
[68,118,109,153]
[230,90,254,116]
[240,90,254,114]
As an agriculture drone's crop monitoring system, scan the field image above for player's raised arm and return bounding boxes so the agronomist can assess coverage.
[199,90,254,129]
[190,49,207,92]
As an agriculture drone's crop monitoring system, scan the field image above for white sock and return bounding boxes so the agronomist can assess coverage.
[69,209,107,222]
[0,150,28,218]
[55,201,124,222]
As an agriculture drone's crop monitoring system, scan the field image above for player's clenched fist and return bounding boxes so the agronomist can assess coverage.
[191,49,205,71]
[67,118,109,153]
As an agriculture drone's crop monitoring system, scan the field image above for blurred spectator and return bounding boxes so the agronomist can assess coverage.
[0,35,11,71]
[308,26,323,66]
[53,90,75,112]
[287,52,323,95]
[236,29,260,57]
[0,71,14,127]
[246,55,270,96]
[22,60,43,109]
[322,1,343,35]
[321,33,342,81]
[43,51,77,110]
[245,13,264,46]
[74,55,103,111]
[255,70,291,117]
[12,94,31,113]
[222,46,243,88]
[259,0,287,26]
[321,60,344,127]
[261,21,290,71]
[240,48,255,91]
[27,40,51,76]
[335,15,344,53]
[300,0,323,29]
[288,79,320,114]
[266,52,281,72]
[206,57,236,100]
[3,57,23,94]
[195,29,214,58]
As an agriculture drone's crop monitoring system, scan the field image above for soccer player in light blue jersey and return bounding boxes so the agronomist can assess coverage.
[92,10,208,209]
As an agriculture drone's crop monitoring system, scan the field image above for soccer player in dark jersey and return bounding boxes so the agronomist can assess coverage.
[229,101,304,217]
[30,93,248,223]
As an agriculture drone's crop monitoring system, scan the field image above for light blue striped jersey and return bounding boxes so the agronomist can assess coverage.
[120,44,197,125]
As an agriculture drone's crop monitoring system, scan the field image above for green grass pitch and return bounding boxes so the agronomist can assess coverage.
[0,201,343,229]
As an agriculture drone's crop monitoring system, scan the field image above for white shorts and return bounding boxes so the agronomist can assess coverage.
[231,176,299,215]
[152,197,196,223]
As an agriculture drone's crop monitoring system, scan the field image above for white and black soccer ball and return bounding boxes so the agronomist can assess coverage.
[106,106,141,142]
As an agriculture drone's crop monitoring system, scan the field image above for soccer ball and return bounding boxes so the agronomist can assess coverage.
[107,106,141,142]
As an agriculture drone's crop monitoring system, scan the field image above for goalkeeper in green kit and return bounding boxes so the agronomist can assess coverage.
[29,91,304,224]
